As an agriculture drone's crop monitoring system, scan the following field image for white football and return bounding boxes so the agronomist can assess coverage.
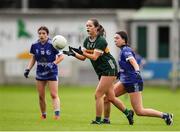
[52,35,67,50]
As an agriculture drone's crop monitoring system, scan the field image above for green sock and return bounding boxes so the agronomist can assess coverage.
[123,108,129,116]
[96,116,101,122]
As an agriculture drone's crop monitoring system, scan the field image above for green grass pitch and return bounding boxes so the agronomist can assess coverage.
[0,84,179,131]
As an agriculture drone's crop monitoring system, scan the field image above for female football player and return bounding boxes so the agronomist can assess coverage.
[63,18,134,125]
[24,26,64,120]
[103,31,173,125]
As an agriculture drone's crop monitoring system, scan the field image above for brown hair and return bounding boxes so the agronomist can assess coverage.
[116,31,128,43]
[38,26,49,35]
[89,18,106,37]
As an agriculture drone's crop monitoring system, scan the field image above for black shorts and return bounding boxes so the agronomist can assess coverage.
[123,82,143,93]
[98,70,117,80]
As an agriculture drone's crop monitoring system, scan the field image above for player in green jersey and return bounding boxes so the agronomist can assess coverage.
[63,18,134,125]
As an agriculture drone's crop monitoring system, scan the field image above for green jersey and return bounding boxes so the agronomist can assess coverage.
[83,35,118,78]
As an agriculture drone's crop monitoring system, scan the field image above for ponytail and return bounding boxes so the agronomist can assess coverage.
[90,18,106,37]
[98,25,106,37]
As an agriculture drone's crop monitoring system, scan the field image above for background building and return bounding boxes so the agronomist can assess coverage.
[0,0,179,86]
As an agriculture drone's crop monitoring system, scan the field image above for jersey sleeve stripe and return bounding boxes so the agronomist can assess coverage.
[126,56,134,61]
[94,49,104,54]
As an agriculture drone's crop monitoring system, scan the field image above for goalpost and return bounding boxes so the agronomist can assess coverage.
[171,0,180,90]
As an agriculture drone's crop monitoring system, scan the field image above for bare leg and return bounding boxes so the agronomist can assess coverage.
[129,92,163,117]
[104,81,127,118]
[104,96,111,118]
[107,86,126,112]
[94,76,116,121]
[48,80,60,119]
[36,80,47,116]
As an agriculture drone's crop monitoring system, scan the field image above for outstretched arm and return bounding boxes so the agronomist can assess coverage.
[74,52,86,61]
[70,46,101,61]
[63,46,86,61]
[83,50,101,61]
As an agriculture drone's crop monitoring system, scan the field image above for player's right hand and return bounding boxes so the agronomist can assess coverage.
[24,69,30,78]
[135,71,142,80]
[70,46,83,55]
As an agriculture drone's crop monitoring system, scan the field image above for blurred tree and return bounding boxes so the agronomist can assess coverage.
[17,19,32,38]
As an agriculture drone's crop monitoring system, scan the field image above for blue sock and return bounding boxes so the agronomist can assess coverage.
[55,111,60,116]
[162,113,168,119]
[104,118,109,121]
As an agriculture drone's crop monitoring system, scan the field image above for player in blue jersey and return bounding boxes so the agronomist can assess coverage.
[103,31,173,125]
[24,26,64,120]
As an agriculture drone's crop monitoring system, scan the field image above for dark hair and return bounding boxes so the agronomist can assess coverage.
[38,26,49,35]
[89,18,106,37]
[116,31,128,43]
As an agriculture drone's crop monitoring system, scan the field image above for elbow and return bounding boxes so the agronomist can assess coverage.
[61,55,64,60]
[79,57,86,61]
[76,55,86,61]
[57,54,64,63]
[59,55,64,61]
[91,56,98,61]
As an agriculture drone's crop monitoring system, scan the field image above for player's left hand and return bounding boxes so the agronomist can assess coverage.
[45,63,56,71]
[70,46,83,55]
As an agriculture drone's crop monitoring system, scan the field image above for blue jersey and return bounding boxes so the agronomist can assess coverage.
[118,45,143,84]
[30,38,62,80]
